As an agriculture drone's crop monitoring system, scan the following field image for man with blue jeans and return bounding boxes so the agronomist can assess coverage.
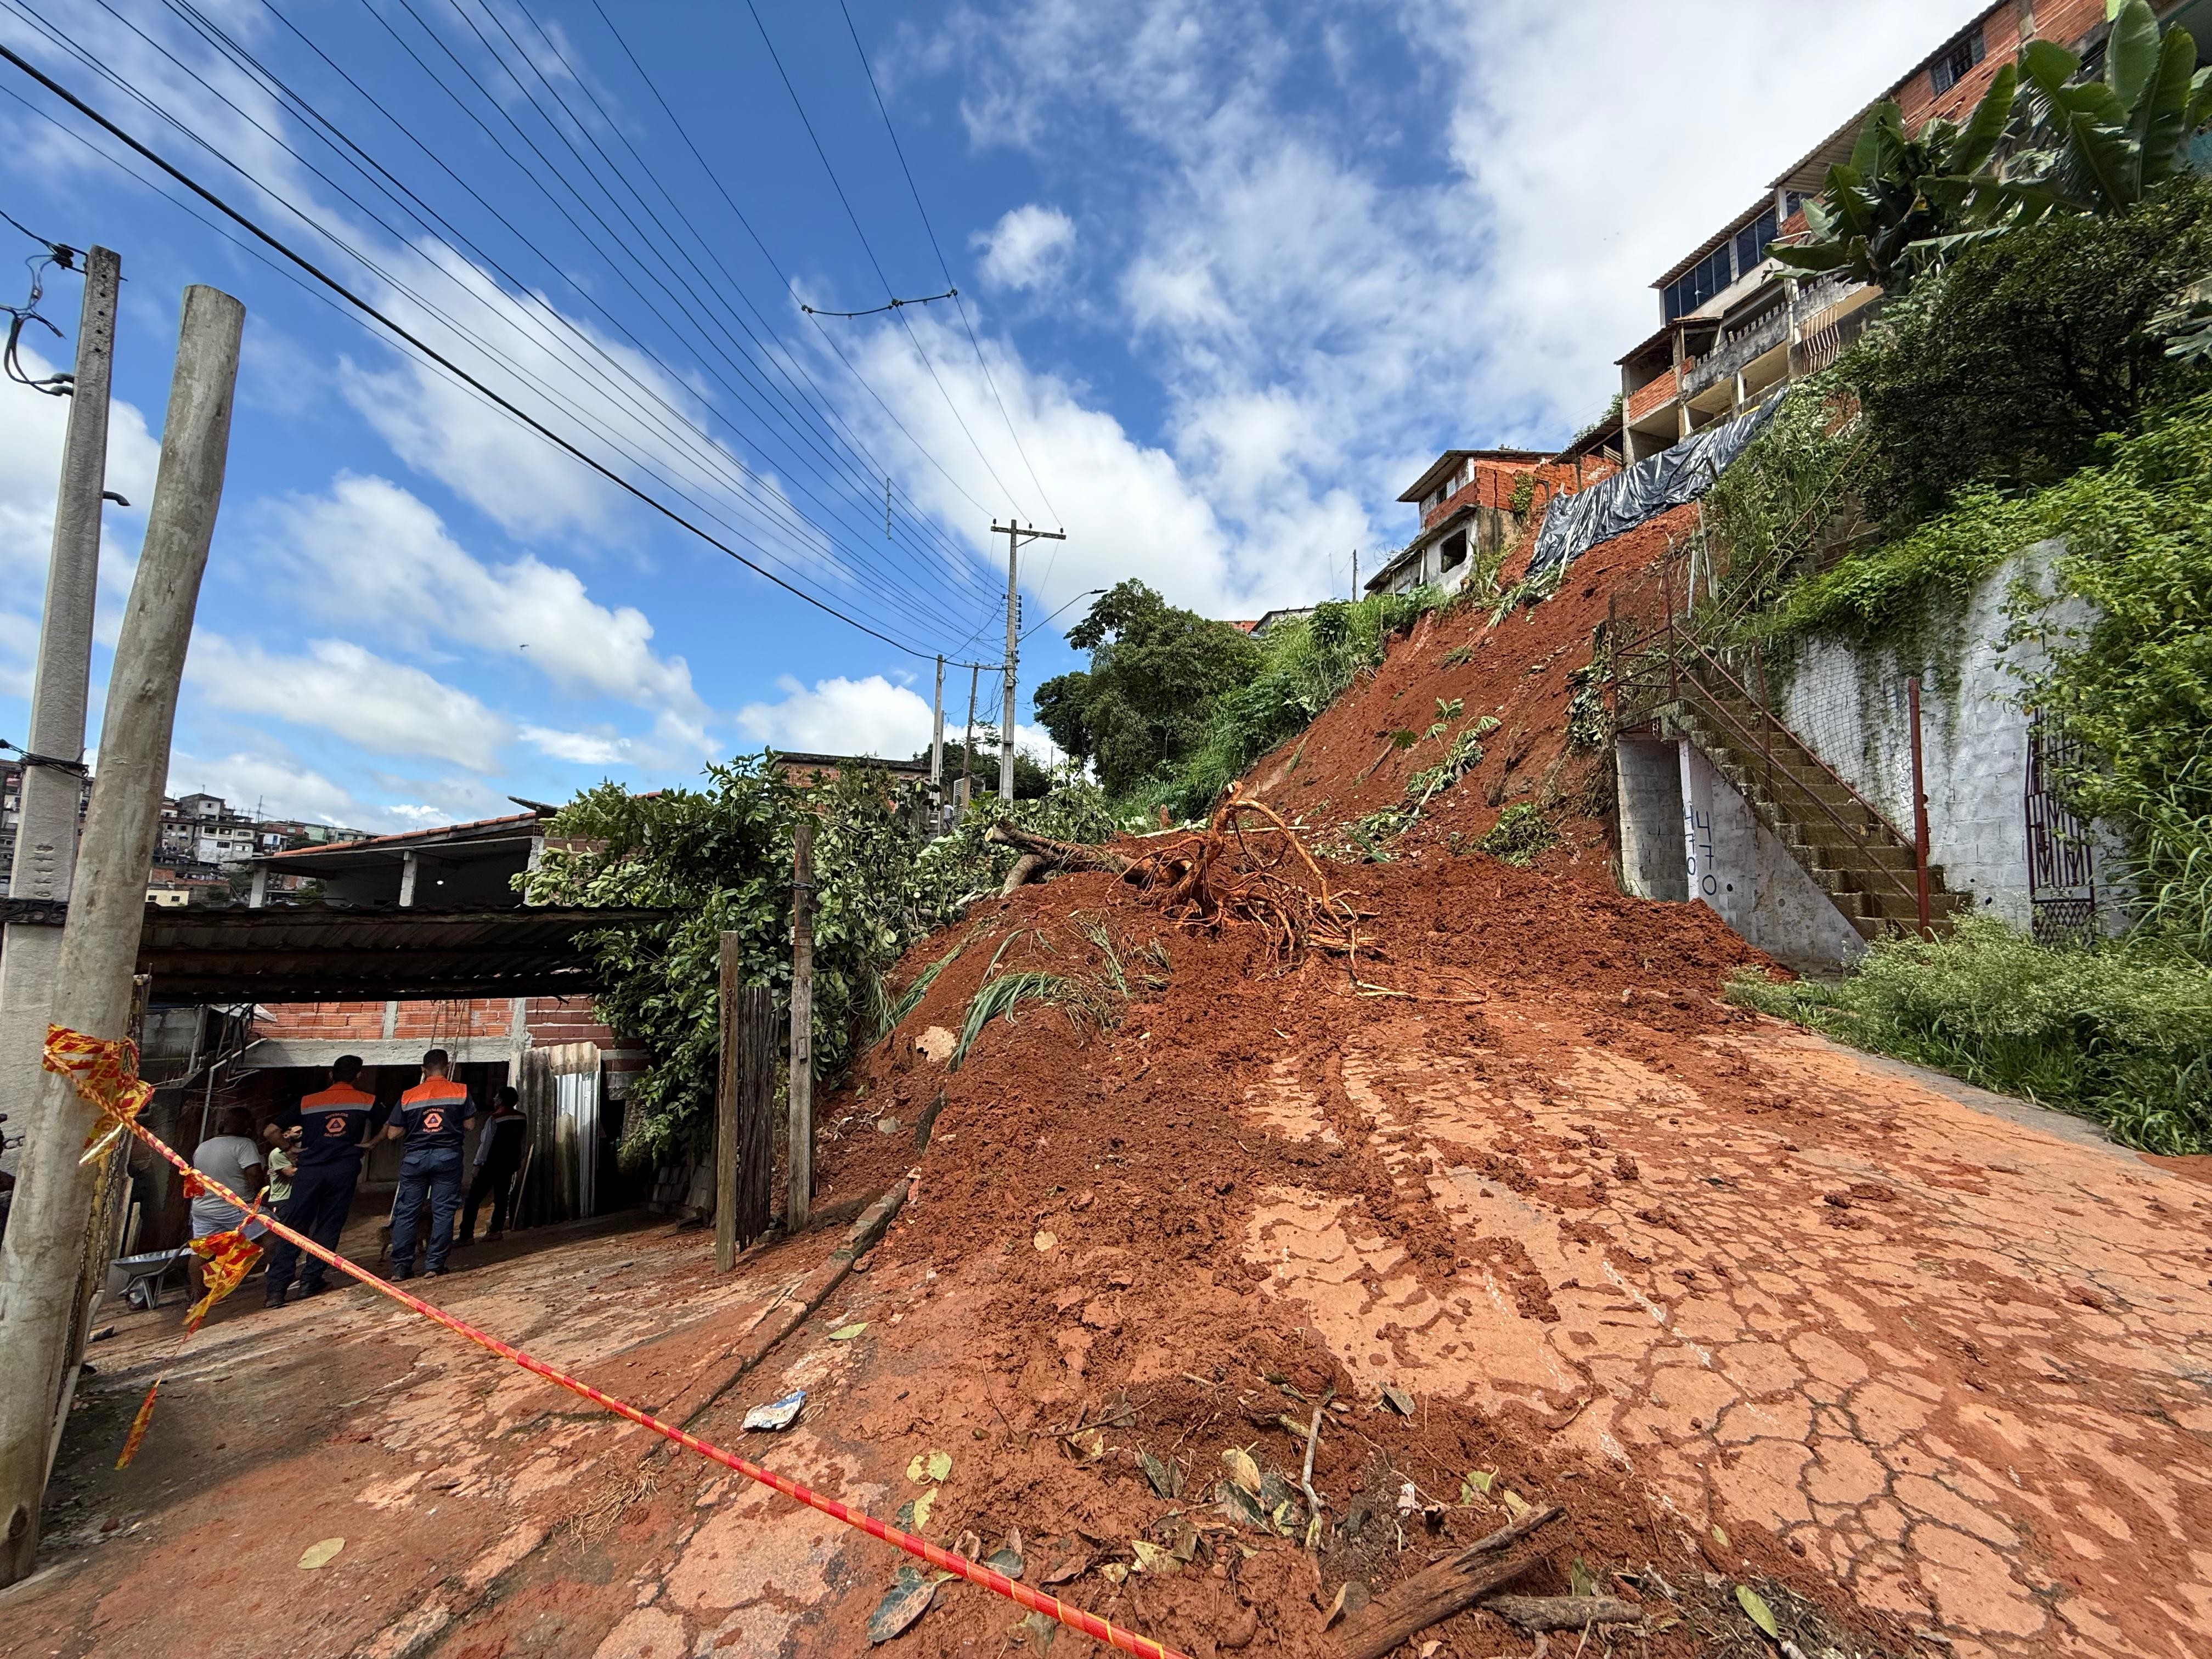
[383,1048,476,1280]
[264,1054,377,1308]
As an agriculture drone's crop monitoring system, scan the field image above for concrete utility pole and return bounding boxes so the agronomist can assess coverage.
[990,521,1065,800]
[0,246,120,1185]
[0,284,244,1585]
[928,654,944,834]
[960,662,978,815]
[785,817,815,1234]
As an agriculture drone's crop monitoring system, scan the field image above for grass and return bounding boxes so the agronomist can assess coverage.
[1726,917,2212,1154]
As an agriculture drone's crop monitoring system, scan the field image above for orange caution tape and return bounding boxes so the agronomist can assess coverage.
[45,1026,1190,1659]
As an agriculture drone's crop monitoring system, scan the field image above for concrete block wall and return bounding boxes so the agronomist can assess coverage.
[1765,540,2109,932]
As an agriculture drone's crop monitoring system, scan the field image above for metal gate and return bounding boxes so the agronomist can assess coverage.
[2024,709,2096,946]
[517,1041,602,1226]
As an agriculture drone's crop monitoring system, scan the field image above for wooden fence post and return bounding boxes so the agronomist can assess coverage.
[736,987,774,1252]
[786,820,815,1232]
[714,931,740,1272]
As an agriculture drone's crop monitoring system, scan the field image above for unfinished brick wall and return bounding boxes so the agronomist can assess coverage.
[1895,1,2120,131]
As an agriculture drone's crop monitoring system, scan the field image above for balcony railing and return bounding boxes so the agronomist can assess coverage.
[1682,303,1790,400]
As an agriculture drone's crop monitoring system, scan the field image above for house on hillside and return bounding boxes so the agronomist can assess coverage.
[1612,0,2212,461]
[1366,449,1596,596]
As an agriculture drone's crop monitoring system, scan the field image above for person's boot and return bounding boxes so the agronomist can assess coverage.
[264,1286,287,1310]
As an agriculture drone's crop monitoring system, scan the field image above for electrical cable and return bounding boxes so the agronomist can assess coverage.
[25,0,969,646]
[486,0,988,584]
[579,0,996,529]
[0,38,1008,668]
[122,0,994,640]
[368,0,992,630]
[801,289,957,319]
[740,0,1034,519]
[836,0,1063,532]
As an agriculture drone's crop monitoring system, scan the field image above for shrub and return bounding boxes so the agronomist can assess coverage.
[1844,176,2212,523]
[1727,918,2212,1153]
[1479,803,1556,866]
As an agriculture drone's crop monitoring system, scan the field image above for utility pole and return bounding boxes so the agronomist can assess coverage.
[1351,547,1358,599]
[960,662,978,816]
[0,284,244,1585]
[928,654,944,837]
[990,521,1065,801]
[0,246,119,1187]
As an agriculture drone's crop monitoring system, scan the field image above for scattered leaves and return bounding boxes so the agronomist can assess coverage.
[907,1451,953,1485]
[1130,1539,1180,1576]
[867,1566,939,1644]
[1500,1488,1532,1519]
[1736,1583,1780,1638]
[1138,1451,1183,1499]
[1222,1447,1262,1496]
[895,1489,937,1533]
[1034,1230,1058,1252]
[1460,1470,1494,1503]
[827,1323,869,1341]
[1381,1386,1414,1415]
[297,1538,344,1570]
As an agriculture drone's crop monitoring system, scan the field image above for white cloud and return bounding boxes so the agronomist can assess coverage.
[187,635,510,770]
[520,725,625,765]
[0,341,161,594]
[974,204,1077,291]
[736,674,935,759]
[266,472,709,723]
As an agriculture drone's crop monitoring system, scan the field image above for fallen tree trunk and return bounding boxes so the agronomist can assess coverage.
[1480,1594,1643,1632]
[1333,1505,1564,1659]
[985,821,1132,887]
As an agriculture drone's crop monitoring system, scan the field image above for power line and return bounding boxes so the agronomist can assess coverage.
[373,0,991,630]
[836,0,1063,531]
[801,289,956,319]
[578,0,997,532]
[36,0,975,645]
[0,38,1006,668]
[740,0,1036,520]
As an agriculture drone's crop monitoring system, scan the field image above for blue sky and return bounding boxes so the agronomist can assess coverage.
[0,0,1979,832]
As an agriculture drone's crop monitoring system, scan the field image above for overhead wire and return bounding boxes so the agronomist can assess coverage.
[578,0,997,531]
[739,0,1035,520]
[371,0,992,631]
[42,0,970,646]
[0,36,1007,667]
[836,0,1063,532]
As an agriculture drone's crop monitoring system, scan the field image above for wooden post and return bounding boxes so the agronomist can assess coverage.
[735,986,774,1251]
[714,930,740,1272]
[786,819,815,1232]
[0,285,242,1583]
[1909,674,1932,939]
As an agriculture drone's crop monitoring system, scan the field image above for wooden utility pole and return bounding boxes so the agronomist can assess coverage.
[785,818,816,1233]
[0,246,120,1186]
[991,521,1065,800]
[714,932,741,1272]
[0,285,243,1584]
[928,654,945,837]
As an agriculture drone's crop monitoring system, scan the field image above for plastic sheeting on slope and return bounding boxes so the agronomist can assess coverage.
[1526,388,1788,583]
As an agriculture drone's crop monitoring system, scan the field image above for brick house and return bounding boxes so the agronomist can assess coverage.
[1613,1,2210,462]
[1367,450,1613,596]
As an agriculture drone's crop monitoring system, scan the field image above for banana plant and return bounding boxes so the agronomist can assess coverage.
[2005,0,2212,216]
[1767,66,2018,292]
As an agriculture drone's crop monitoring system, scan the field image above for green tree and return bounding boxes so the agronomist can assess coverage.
[1843,174,2212,520]
[915,737,1051,799]
[1034,580,1264,798]
[2007,1,2212,218]
[1768,68,2017,291]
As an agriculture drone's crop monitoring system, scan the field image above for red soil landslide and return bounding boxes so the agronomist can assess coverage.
[16,517,2211,1659]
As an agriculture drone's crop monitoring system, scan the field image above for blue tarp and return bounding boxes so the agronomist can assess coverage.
[1527,388,1788,582]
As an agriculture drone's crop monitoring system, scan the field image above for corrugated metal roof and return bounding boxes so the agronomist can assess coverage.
[264,809,549,862]
[125,905,668,1001]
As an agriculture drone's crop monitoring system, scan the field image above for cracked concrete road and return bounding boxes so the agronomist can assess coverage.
[1245,1014,2212,1659]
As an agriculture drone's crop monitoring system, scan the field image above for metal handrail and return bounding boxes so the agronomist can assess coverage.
[1661,622,1924,912]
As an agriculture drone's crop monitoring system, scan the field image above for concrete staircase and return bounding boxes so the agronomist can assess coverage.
[1663,678,1967,943]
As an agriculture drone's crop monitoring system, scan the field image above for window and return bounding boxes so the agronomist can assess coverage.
[1733,207,1779,280]
[1929,26,1985,94]
[1664,241,1736,321]
[1783,190,1807,221]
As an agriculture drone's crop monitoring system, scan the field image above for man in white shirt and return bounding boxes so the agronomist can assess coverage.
[187,1106,265,1307]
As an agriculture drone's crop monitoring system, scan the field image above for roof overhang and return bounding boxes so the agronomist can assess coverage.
[14,904,676,1002]
[263,809,550,866]
[1396,448,1550,504]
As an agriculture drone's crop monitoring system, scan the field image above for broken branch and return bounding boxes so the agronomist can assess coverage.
[1331,1504,1565,1659]
[1480,1594,1644,1633]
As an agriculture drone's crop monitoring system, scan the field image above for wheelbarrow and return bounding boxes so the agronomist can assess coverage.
[105,1247,193,1311]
